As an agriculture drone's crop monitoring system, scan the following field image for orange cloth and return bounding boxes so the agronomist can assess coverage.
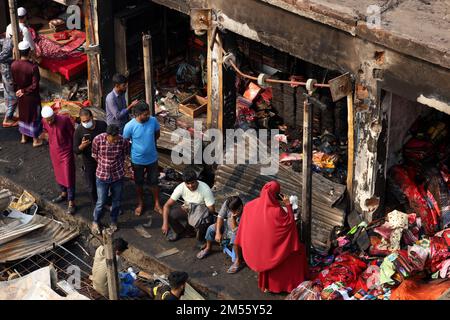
[391,278,450,300]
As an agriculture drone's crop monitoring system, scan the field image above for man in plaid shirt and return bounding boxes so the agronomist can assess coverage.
[91,124,130,234]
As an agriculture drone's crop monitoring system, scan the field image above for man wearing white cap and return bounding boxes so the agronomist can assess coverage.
[11,40,43,147]
[41,106,77,215]
[6,7,35,52]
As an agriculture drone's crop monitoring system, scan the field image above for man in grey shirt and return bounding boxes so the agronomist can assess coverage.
[0,33,17,127]
[105,73,138,133]
[196,196,245,274]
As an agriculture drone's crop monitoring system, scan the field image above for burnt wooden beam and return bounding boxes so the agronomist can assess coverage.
[142,33,155,115]
[103,231,119,300]
[85,0,102,108]
[8,0,19,59]
[207,27,223,130]
[302,98,313,257]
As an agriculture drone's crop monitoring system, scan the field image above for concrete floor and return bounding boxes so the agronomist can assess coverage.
[0,115,284,300]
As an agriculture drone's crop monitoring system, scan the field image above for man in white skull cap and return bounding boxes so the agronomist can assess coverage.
[6,7,35,52]
[41,106,77,215]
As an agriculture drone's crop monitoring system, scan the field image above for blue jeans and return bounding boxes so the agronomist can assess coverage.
[93,178,123,224]
[205,223,236,245]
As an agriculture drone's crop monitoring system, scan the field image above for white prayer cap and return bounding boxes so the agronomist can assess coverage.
[18,41,30,51]
[17,7,27,17]
[41,106,54,118]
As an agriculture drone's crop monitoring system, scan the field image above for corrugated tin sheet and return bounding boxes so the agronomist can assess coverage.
[212,163,347,253]
[0,214,79,263]
[0,210,46,246]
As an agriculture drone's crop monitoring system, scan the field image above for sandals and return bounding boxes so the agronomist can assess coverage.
[52,195,67,203]
[66,204,76,215]
[196,249,210,260]
[33,141,44,148]
[3,120,18,128]
[227,263,245,274]
[153,206,163,215]
[135,206,144,216]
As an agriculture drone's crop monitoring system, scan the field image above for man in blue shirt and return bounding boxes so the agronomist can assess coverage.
[105,73,139,133]
[123,101,162,217]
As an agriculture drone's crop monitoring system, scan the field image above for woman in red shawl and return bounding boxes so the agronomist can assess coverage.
[235,181,308,293]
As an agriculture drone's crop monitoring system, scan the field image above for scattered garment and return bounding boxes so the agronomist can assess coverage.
[285,280,323,300]
[316,253,367,290]
[375,210,409,251]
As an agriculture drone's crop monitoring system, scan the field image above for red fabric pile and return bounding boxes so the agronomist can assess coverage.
[391,165,440,235]
[316,253,367,290]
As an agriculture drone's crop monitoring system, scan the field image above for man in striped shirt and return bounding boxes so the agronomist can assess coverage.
[91,124,130,234]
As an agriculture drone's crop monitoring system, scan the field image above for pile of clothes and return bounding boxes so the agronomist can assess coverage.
[287,114,450,300]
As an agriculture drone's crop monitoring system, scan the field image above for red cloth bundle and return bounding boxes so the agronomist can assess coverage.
[316,253,367,290]
[391,166,440,235]
[430,235,450,273]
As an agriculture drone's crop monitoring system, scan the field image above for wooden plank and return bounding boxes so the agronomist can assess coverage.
[8,0,19,60]
[346,93,354,209]
[84,0,102,108]
[103,231,119,300]
[301,98,312,251]
[142,34,154,115]
[207,22,223,129]
[155,248,180,259]
[181,283,205,301]
[38,66,69,86]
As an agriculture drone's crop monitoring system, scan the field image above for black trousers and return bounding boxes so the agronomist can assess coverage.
[83,163,98,204]
[168,207,196,237]
[168,207,214,241]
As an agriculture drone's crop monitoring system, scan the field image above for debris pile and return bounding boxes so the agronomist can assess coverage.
[287,113,450,300]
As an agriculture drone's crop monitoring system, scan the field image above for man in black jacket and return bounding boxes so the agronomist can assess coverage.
[73,108,107,204]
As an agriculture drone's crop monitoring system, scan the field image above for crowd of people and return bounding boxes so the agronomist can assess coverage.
[1,7,309,298]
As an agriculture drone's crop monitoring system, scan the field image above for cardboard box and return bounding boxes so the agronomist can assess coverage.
[178,95,207,118]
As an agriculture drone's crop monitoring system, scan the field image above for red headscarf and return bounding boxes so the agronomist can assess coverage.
[235,181,301,272]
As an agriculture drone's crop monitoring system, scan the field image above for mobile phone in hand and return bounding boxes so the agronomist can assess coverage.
[276,193,285,201]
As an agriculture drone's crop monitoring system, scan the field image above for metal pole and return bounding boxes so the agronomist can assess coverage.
[8,0,20,60]
[103,231,119,300]
[346,93,355,210]
[142,33,154,115]
[301,97,313,260]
